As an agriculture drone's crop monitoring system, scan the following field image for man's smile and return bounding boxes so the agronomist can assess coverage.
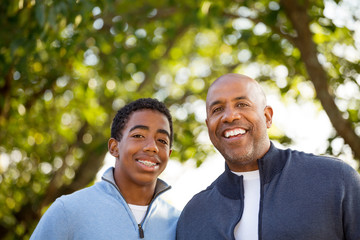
[223,128,247,138]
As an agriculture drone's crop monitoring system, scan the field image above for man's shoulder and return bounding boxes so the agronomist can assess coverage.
[286,147,349,167]
[279,147,359,180]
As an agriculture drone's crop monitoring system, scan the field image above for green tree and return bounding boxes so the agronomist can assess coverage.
[1,0,359,238]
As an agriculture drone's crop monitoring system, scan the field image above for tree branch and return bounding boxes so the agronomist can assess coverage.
[223,10,298,47]
[39,122,107,209]
[137,24,191,91]
[0,67,13,122]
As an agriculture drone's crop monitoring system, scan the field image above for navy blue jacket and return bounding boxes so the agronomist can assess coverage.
[176,143,360,240]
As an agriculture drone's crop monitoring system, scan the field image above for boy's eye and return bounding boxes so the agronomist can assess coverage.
[158,139,168,145]
[132,134,144,138]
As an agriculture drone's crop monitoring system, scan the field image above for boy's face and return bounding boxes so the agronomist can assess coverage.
[109,109,172,188]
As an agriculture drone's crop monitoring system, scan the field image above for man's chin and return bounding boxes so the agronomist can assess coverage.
[223,149,255,165]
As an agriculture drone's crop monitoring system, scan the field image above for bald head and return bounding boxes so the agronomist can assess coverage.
[206,73,268,113]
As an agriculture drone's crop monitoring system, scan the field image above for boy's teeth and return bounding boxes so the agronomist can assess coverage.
[138,160,157,167]
[225,128,246,138]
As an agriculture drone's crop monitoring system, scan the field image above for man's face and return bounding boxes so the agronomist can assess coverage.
[206,76,272,172]
[109,109,172,188]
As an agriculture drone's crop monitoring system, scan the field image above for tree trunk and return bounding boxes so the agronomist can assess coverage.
[280,0,360,163]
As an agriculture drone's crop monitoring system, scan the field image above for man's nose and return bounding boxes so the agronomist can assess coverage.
[143,139,159,153]
[221,107,240,123]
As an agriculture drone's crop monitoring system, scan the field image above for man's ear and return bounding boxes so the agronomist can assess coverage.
[108,138,119,157]
[168,149,173,157]
[264,105,273,128]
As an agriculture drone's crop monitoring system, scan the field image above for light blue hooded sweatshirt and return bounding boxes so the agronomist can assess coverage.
[31,167,180,240]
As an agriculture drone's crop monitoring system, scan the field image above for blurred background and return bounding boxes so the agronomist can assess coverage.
[1,0,360,239]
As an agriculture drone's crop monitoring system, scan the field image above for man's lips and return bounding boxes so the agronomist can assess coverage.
[223,127,247,138]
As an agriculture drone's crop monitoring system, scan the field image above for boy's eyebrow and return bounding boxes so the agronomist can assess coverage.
[157,129,171,139]
[129,125,170,138]
[129,125,148,132]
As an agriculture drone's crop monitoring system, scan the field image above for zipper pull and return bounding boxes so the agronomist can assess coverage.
[138,224,144,238]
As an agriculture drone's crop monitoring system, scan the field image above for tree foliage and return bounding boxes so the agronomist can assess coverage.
[1,0,360,238]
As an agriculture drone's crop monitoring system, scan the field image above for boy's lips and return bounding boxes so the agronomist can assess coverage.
[135,155,160,168]
[136,160,159,167]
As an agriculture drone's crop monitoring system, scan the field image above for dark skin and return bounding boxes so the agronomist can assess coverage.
[206,74,273,172]
[108,110,172,205]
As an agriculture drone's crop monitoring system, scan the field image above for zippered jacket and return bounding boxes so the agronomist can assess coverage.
[31,167,180,240]
[176,142,360,240]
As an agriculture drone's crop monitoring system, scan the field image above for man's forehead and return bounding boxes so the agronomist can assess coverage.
[207,77,252,99]
[206,75,266,107]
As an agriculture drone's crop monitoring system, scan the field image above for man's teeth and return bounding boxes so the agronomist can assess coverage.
[138,160,157,167]
[224,128,246,138]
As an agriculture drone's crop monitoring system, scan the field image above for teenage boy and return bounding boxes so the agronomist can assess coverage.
[31,98,179,239]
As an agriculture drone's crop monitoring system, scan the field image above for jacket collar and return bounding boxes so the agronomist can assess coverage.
[258,142,287,184]
[215,142,286,199]
[102,167,171,198]
[216,164,244,199]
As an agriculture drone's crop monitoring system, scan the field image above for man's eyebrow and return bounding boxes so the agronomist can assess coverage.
[129,125,170,138]
[208,100,222,109]
[234,96,248,101]
[208,96,248,109]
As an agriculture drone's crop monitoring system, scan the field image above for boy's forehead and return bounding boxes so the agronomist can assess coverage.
[126,109,170,130]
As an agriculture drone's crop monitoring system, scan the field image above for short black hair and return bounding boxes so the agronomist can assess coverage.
[111,98,173,147]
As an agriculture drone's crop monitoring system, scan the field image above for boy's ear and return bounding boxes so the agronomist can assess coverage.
[108,138,119,157]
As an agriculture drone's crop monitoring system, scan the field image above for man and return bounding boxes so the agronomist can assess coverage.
[31,98,180,239]
[176,73,360,240]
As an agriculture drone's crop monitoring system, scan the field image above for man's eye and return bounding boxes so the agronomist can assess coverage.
[212,107,222,113]
[237,103,248,107]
